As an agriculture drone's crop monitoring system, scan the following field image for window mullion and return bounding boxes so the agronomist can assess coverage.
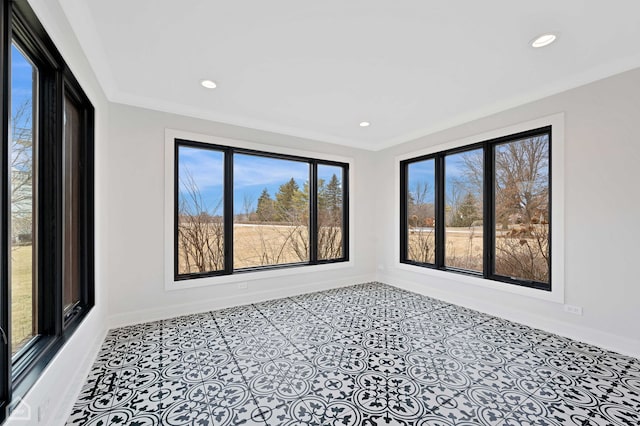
[224,149,234,274]
[0,0,11,417]
[341,165,349,261]
[483,143,493,279]
[399,162,408,262]
[309,162,318,264]
[435,155,445,268]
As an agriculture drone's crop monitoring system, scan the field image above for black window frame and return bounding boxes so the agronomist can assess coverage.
[0,1,95,420]
[174,138,349,281]
[400,126,551,291]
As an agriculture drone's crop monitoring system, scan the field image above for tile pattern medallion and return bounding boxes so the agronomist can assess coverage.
[67,282,640,425]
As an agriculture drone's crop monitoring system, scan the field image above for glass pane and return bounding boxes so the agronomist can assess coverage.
[10,43,38,355]
[494,134,550,283]
[406,159,435,264]
[445,149,483,272]
[63,94,82,313]
[317,165,344,260]
[177,145,225,274]
[234,154,309,268]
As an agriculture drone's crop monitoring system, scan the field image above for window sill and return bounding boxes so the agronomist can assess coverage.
[394,261,564,304]
[165,260,354,291]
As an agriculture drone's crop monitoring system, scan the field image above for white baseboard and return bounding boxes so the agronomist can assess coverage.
[108,273,377,329]
[3,310,107,426]
[379,274,640,359]
[49,325,107,426]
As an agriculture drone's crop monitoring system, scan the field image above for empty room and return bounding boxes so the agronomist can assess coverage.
[1,0,639,425]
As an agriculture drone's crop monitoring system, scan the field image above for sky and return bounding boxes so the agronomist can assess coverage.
[11,44,36,128]
[10,44,36,181]
[407,148,483,205]
[178,146,343,215]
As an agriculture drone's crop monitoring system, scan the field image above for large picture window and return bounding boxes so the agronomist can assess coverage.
[401,127,551,291]
[174,140,348,280]
[1,1,95,418]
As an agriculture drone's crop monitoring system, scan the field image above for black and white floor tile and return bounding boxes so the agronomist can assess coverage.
[68,282,640,425]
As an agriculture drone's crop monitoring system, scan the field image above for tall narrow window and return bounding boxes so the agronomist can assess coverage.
[234,154,310,268]
[317,164,345,261]
[176,145,225,276]
[10,43,38,356]
[1,1,95,414]
[445,149,483,272]
[405,159,436,264]
[493,134,550,284]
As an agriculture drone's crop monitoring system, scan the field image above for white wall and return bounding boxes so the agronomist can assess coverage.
[6,1,110,425]
[106,104,377,327]
[375,67,640,357]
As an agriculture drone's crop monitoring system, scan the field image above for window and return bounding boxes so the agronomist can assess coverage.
[1,1,95,418]
[177,145,226,275]
[174,139,348,280]
[404,158,435,264]
[234,154,310,268]
[401,126,551,291]
[444,148,483,272]
[10,42,37,357]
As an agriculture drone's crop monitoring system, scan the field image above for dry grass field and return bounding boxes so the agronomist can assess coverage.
[11,245,34,354]
[233,224,309,268]
[178,223,343,273]
[408,226,484,270]
[408,224,549,282]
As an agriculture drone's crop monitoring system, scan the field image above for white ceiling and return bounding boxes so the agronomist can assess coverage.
[59,0,640,151]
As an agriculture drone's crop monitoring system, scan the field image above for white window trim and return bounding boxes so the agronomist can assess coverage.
[164,128,355,291]
[394,113,565,303]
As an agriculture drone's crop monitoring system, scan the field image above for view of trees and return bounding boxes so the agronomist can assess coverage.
[11,100,34,244]
[10,47,37,354]
[493,136,549,282]
[177,170,225,274]
[407,167,436,264]
[406,134,550,284]
[445,149,484,271]
[176,152,345,274]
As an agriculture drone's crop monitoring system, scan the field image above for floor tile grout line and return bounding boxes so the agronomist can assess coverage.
[209,311,270,426]
[187,316,236,423]
[69,282,640,425]
[251,302,350,423]
[280,290,488,423]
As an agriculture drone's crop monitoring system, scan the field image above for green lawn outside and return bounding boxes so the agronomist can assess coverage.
[11,245,33,354]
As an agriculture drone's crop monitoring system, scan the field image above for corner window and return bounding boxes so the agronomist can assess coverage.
[401,127,551,291]
[174,139,349,280]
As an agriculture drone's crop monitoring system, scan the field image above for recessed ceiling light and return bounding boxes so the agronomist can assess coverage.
[531,33,557,48]
[200,79,217,89]
[359,121,371,127]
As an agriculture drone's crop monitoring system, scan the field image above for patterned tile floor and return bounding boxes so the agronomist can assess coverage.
[67,282,640,425]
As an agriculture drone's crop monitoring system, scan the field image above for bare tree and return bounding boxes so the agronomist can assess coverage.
[11,99,35,243]
[177,172,224,273]
[241,193,254,222]
[407,181,435,263]
[494,136,550,282]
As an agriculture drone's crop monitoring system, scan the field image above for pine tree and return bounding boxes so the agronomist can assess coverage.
[325,174,342,213]
[256,188,275,221]
[275,178,305,221]
[452,192,480,227]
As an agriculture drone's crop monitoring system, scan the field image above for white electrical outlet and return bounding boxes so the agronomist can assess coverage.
[564,304,583,316]
[237,282,248,289]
